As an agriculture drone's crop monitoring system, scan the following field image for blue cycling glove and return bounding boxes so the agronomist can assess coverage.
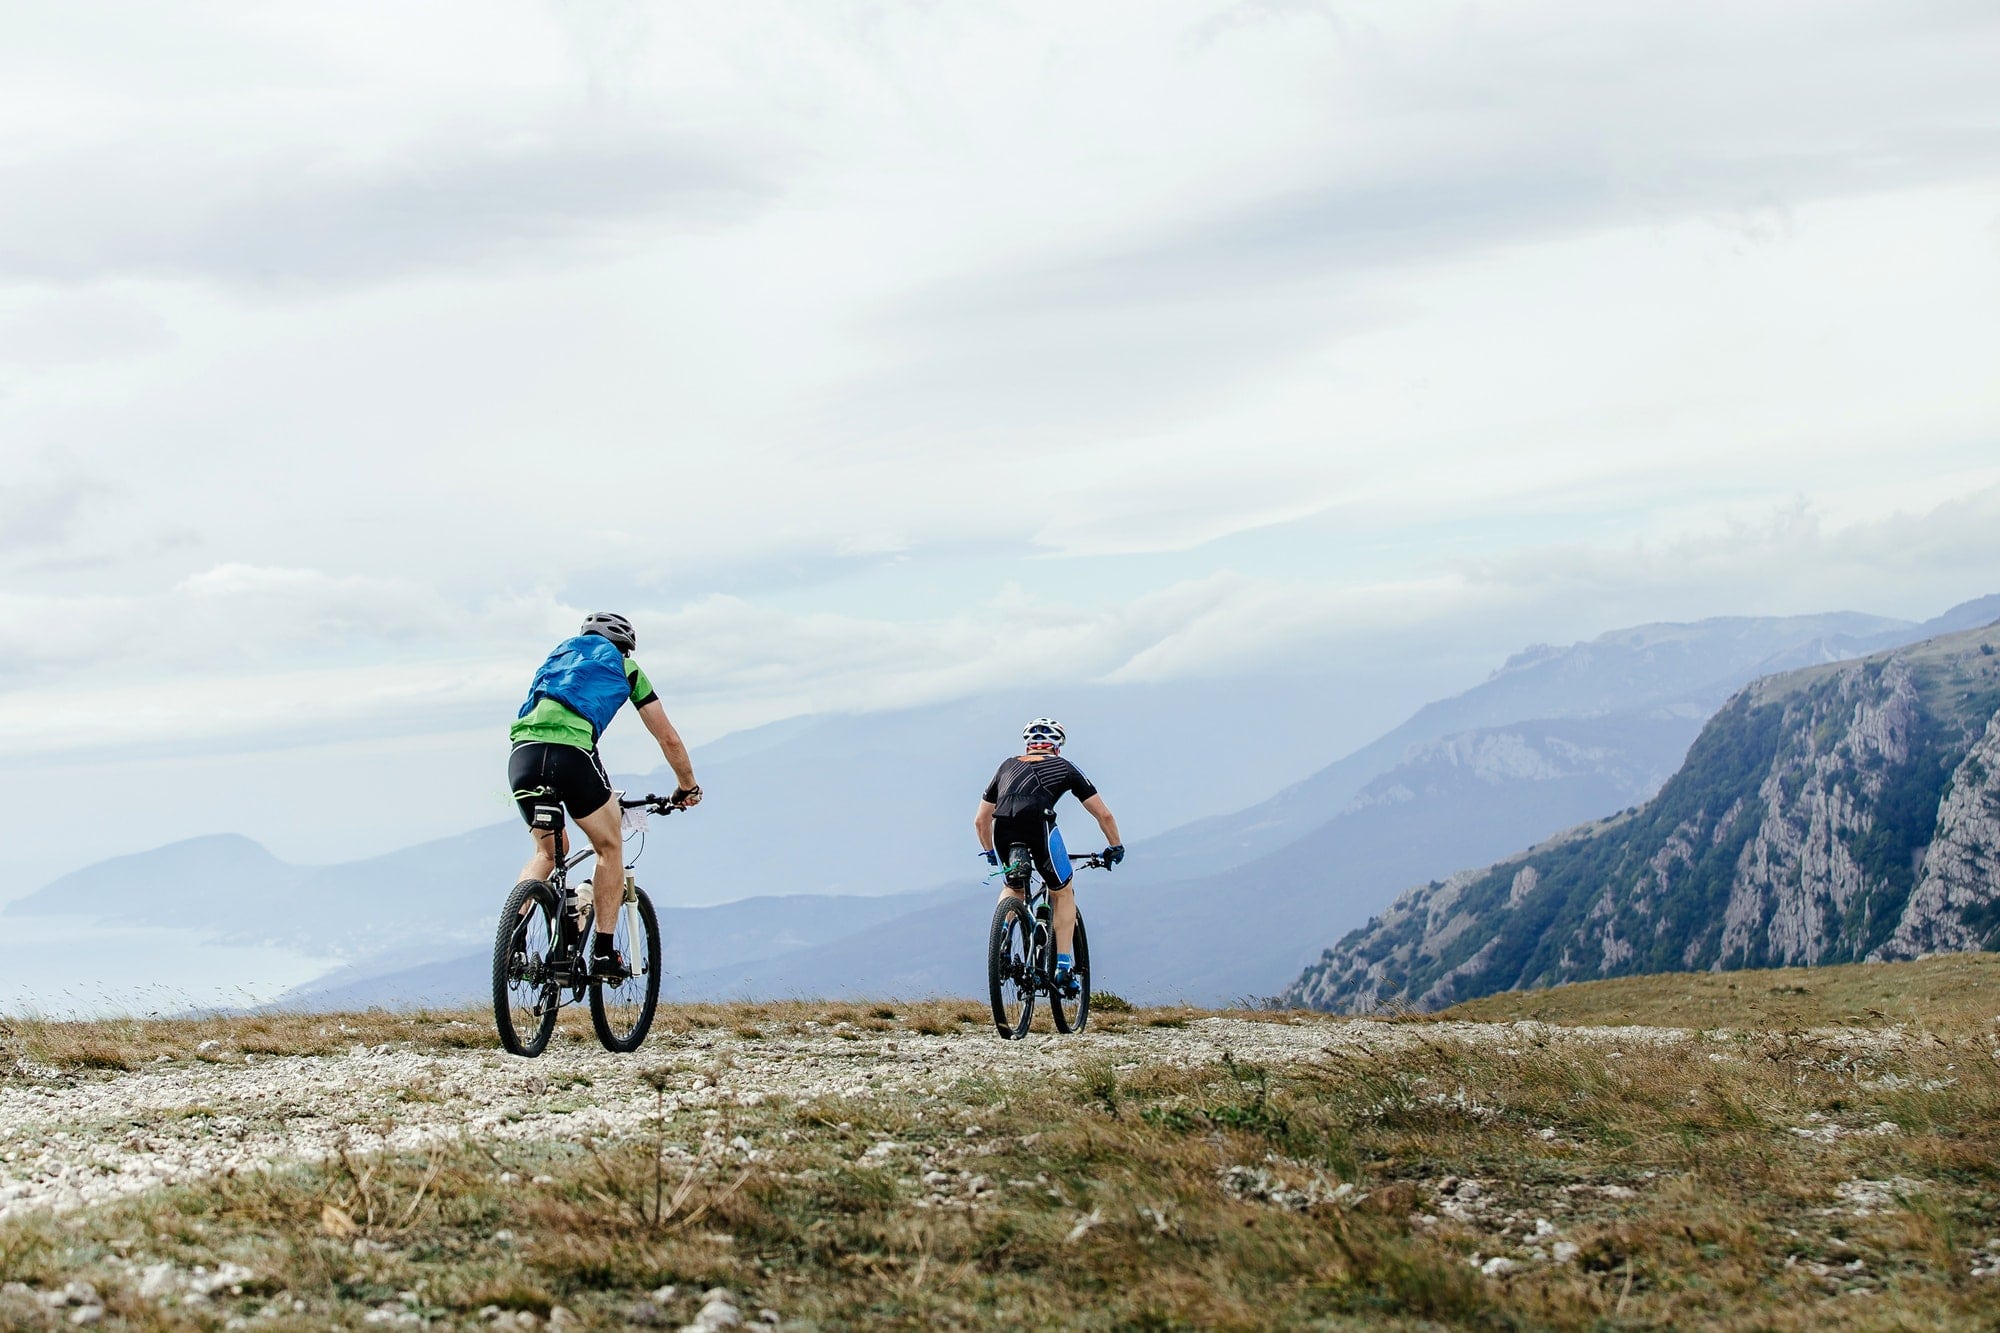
[981,848,1000,867]
[1106,844,1125,867]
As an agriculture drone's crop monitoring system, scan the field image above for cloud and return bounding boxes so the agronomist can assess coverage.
[0,124,773,288]
[0,285,173,367]
[0,466,114,555]
[5,479,1993,764]
[0,0,1994,776]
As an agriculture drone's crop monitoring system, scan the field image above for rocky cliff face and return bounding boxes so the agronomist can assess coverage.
[1876,713,2000,959]
[1285,623,2000,1013]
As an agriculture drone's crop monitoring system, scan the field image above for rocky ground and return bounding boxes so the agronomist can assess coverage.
[3,999,1997,1329]
[3,1014,1675,1222]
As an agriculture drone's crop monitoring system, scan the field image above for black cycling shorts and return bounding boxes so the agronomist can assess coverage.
[508,741,613,825]
[994,814,1071,890]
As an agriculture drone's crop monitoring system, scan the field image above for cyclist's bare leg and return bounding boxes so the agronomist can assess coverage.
[574,799,626,940]
[517,830,559,885]
[1051,882,1077,956]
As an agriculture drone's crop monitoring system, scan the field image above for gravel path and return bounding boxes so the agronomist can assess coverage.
[0,1016,1709,1223]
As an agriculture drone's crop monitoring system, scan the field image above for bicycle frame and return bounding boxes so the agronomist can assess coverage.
[534,796,677,991]
[999,840,1108,985]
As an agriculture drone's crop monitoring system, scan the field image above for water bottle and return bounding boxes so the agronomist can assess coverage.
[570,881,591,931]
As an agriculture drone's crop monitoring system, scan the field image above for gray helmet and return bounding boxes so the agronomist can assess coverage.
[580,612,636,653]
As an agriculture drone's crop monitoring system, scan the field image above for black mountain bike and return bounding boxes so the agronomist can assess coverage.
[987,842,1111,1039]
[491,793,681,1057]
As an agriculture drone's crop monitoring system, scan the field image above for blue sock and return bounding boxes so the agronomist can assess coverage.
[1055,953,1073,974]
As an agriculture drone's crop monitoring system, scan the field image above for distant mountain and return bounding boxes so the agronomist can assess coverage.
[1130,610,1916,881]
[283,887,958,1010]
[1286,618,2000,1013]
[635,598,2000,1006]
[25,596,1994,1012]
[648,709,1704,1005]
[6,674,1365,950]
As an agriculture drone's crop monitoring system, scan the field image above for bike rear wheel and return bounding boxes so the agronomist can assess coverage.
[589,885,663,1053]
[988,896,1037,1039]
[1051,912,1091,1034]
[493,879,562,1057]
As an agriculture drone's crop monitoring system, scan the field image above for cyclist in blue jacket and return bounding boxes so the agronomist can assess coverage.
[508,612,700,978]
[976,718,1124,990]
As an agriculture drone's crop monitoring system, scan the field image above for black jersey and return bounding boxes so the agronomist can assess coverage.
[982,755,1098,819]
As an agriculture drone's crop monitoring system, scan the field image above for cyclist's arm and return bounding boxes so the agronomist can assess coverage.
[1080,793,1121,848]
[974,798,997,851]
[635,699,697,793]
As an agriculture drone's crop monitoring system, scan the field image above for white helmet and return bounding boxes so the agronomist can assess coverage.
[1022,718,1066,751]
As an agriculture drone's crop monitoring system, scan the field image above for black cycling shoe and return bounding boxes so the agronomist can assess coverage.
[592,946,631,983]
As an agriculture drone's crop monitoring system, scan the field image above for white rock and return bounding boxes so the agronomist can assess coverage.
[1480,1257,1517,1278]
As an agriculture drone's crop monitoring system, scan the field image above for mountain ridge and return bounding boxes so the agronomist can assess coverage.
[1285,616,2000,1013]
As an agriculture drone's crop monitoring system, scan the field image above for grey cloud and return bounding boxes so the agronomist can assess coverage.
[0,471,114,555]
[936,128,1998,326]
[913,3,2000,324]
[0,288,174,367]
[0,128,775,288]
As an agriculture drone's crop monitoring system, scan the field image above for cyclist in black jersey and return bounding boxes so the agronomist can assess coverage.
[975,718,1124,989]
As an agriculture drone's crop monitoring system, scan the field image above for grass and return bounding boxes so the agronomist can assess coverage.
[1433,952,2000,1035]
[3,963,2000,1328]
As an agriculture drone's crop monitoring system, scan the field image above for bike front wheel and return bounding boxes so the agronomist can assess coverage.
[1051,912,1091,1035]
[493,879,562,1057]
[589,885,663,1053]
[988,896,1036,1040]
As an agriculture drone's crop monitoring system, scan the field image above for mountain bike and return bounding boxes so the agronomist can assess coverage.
[987,841,1112,1039]
[491,792,682,1057]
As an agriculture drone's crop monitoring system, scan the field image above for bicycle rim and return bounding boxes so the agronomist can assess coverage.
[1051,913,1090,1034]
[589,886,662,1053]
[492,880,560,1057]
[987,898,1036,1039]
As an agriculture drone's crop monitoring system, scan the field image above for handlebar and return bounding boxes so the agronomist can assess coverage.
[619,793,691,812]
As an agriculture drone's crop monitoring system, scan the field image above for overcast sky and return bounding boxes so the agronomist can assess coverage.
[3,0,1997,887]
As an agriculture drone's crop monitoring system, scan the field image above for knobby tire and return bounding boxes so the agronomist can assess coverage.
[493,879,561,1058]
[988,896,1036,1040]
[589,884,663,1053]
[1051,912,1091,1034]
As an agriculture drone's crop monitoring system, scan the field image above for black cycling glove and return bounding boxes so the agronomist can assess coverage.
[1106,844,1125,867]
[672,784,703,807]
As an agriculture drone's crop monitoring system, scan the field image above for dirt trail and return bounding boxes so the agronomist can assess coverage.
[1,1016,1703,1223]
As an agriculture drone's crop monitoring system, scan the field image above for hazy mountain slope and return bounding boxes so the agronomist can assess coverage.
[1286,619,2000,1013]
[7,674,1368,957]
[1132,611,1914,880]
[8,836,310,923]
[282,886,960,1009]
[647,710,1702,1004]
[27,599,1990,1010]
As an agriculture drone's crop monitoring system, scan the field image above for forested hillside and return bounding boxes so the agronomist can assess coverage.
[1288,621,2000,1012]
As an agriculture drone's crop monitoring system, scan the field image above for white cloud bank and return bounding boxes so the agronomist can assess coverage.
[0,0,1995,880]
